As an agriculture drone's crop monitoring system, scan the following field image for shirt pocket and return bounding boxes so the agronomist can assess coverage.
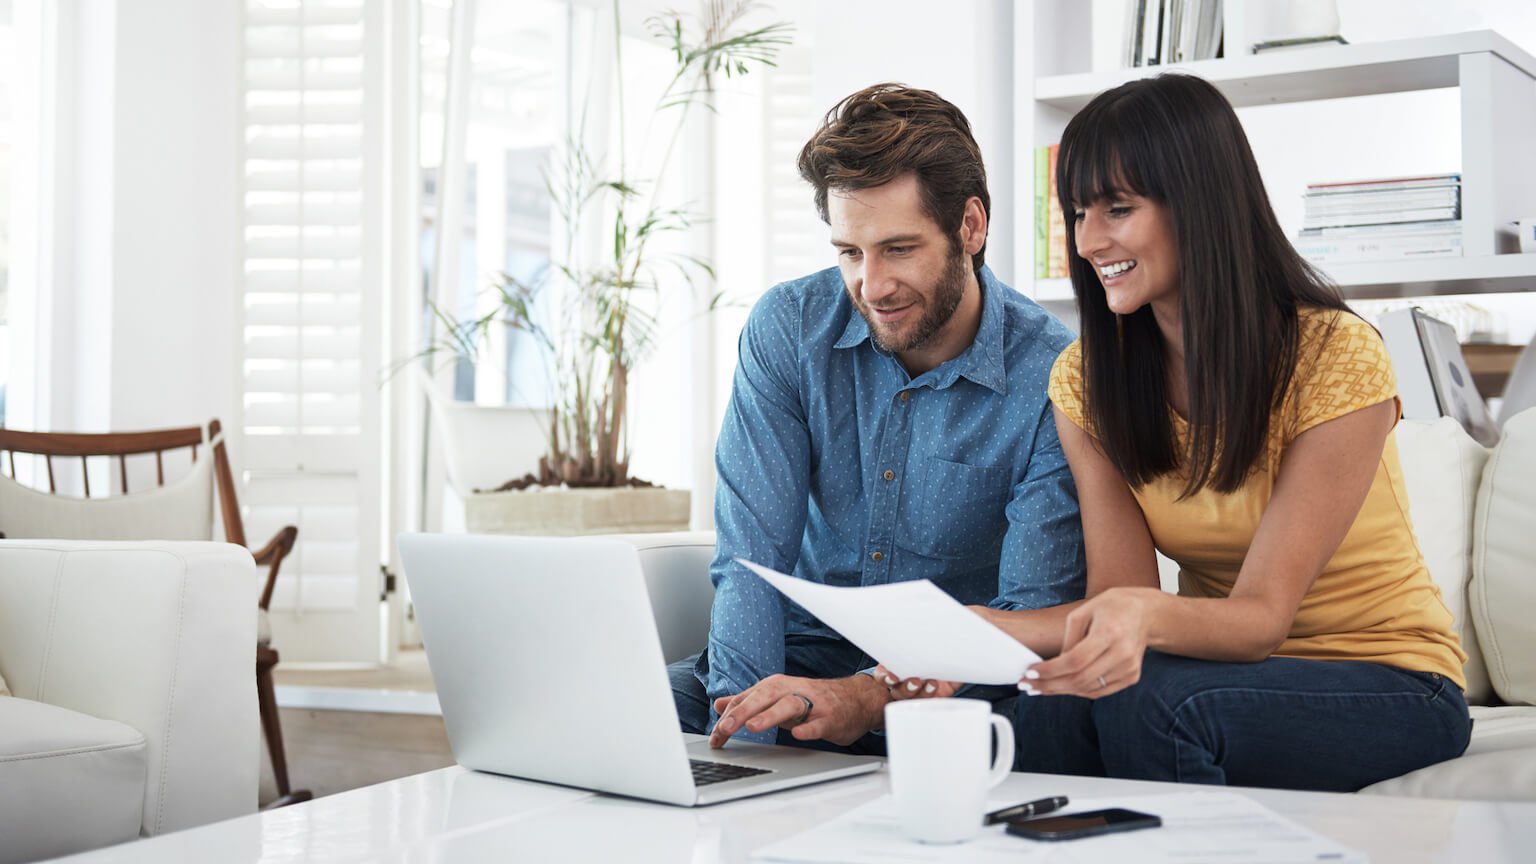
[895,456,1011,560]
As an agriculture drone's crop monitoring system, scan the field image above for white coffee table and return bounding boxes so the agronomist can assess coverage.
[52,766,1536,862]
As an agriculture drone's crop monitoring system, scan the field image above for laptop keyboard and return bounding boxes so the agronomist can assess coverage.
[689,759,773,786]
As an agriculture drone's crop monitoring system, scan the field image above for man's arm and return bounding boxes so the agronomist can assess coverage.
[703,286,814,742]
[981,398,1089,653]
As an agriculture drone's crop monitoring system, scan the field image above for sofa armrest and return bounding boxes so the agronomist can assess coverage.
[619,532,717,665]
[0,541,259,834]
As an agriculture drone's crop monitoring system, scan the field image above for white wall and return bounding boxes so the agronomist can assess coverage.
[808,0,1016,283]
[629,0,1019,528]
[107,0,241,434]
[43,0,240,449]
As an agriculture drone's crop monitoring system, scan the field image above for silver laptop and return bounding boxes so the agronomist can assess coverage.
[397,532,883,806]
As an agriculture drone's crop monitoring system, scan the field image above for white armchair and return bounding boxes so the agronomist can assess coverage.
[0,541,259,863]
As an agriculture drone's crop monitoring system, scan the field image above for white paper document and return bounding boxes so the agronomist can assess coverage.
[751,792,1368,864]
[736,558,1041,685]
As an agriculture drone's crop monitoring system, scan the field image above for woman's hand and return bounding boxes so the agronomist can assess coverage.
[1022,587,1159,699]
[872,664,960,701]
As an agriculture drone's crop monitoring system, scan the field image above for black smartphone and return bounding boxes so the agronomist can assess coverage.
[1005,807,1162,842]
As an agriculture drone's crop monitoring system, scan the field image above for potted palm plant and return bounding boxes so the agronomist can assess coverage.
[420,0,791,535]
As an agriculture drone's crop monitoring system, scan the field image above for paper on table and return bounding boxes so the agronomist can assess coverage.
[736,558,1041,685]
[751,792,1369,864]
[752,795,1038,864]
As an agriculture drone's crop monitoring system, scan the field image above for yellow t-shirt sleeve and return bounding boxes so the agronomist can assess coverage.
[1048,340,1089,432]
[1290,311,1399,440]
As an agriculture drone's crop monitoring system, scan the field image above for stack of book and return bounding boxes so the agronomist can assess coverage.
[1033,144,1068,280]
[1294,174,1463,264]
[1123,0,1224,67]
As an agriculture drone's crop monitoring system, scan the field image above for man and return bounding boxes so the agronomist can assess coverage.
[667,83,1084,752]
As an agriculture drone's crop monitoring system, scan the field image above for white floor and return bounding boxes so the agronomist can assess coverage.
[273,648,441,715]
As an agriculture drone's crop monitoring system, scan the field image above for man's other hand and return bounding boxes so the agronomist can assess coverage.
[709,674,890,748]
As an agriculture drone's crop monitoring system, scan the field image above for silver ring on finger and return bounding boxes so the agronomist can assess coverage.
[1096,675,1108,689]
[791,693,814,724]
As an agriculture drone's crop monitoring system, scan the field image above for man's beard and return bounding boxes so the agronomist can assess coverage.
[862,245,969,355]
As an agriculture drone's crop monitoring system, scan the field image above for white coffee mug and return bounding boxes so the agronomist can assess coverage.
[884,699,1015,844]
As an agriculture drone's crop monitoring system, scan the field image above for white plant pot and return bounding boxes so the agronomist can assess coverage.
[424,387,551,497]
[465,486,692,536]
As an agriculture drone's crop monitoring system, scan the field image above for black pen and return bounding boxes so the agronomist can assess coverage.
[984,795,1070,825]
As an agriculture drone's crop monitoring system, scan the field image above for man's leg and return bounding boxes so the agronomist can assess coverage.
[1091,651,1472,791]
[1000,693,1105,776]
[668,652,713,735]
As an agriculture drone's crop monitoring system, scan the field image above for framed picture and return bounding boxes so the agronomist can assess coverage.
[1414,310,1501,446]
[1380,307,1500,446]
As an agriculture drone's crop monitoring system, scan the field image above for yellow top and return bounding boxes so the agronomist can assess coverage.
[1048,308,1466,688]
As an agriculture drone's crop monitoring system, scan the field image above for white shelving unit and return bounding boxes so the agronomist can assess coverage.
[1015,6,1536,306]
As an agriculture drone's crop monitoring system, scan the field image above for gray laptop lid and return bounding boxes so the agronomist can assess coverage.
[398,533,698,805]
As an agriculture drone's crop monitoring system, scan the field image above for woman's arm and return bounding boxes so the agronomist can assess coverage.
[1026,398,1398,698]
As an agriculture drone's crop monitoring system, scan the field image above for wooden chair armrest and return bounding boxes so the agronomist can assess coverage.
[254,525,299,612]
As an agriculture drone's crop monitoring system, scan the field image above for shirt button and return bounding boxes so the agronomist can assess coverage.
[882,469,895,481]
[871,551,884,562]
[899,391,910,403]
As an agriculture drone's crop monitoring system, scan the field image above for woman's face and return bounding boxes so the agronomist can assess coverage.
[1071,192,1179,316]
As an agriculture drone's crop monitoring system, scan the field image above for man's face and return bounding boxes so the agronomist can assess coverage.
[828,174,968,355]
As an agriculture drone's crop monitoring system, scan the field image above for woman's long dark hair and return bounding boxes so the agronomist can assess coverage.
[1057,73,1349,497]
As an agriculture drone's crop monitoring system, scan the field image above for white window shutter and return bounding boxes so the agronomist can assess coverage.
[241,0,381,618]
[763,46,822,286]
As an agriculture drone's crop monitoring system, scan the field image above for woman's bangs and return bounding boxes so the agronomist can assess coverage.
[1062,107,1151,208]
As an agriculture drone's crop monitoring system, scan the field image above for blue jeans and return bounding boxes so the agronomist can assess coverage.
[1008,650,1472,791]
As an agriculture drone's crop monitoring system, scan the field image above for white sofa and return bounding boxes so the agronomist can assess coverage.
[0,541,260,863]
[633,412,1536,800]
[1357,412,1536,798]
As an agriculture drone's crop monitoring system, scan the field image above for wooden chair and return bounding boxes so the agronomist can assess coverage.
[0,419,313,808]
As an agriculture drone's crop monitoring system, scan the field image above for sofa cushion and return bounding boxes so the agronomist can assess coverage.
[623,531,717,665]
[1472,408,1536,705]
[0,696,149,864]
[1358,705,1536,800]
[1394,418,1492,704]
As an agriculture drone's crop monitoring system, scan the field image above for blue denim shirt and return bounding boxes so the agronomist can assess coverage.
[704,265,1086,741]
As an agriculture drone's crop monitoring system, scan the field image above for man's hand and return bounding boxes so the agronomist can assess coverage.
[709,674,891,748]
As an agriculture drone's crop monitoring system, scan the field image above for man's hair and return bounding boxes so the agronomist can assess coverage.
[797,82,990,272]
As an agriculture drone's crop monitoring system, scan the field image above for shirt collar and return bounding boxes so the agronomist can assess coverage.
[833,265,1009,395]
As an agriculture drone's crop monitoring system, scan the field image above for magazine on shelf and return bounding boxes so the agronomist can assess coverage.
[1298,219,1462,239]
[1305,174,1461,194]
[1303,189,1461,214]
[1297,236,1462,264]
[1303,206,1461,230]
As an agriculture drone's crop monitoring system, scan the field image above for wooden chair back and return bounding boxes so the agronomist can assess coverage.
[0,419,288,608]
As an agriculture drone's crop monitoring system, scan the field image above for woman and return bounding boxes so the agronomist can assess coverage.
[885,74,1471,791]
